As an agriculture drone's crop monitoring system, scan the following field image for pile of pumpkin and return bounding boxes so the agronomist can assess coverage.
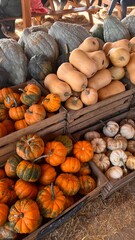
[82,118,135,181]
[0,83,62,138]
[0,133,97,238]
[43,36,135,110]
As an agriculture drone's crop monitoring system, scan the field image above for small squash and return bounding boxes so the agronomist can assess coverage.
[0,222,18,240]
[60,157,81,173]
[4,93,21,109]
[88,69,112,91]
[120,123,135,139]
[73,140,94,162]
[127,140,135,153]
[86,50,108,70]
[103,121,119,137]
[39,163,57,185]
[78,37,100,52]
[0,203,9,227]
[84,131,101,141]
[42,93,61,112]
[0,178,17,205]
[106,135,127,151]
[91,138,106,153]
[4,154,22,178]
[15,179,38,199]
[24,104,46,125]
[79,175,96,195]
[0,168,6,179]
[110,149,127,167]
[92,153,110,172]
[14,119,28,130]
[105,166,123,181]
[20,83,41,106]
[126,155,135,170]
[107,47,130,67]
[108,66,125,80]
[80,88,98,106]
[0,103,9,121]
[9,105,28,121]
[0,87,14,103]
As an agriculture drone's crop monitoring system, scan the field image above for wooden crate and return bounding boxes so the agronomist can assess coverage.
[0,80,67,161]
[72,106,135,200]
[66,78,135,133]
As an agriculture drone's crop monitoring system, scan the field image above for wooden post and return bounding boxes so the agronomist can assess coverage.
[21,0,31,28]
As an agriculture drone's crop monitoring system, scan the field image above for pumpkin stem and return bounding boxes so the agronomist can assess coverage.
[14,212,24,218]
[27,137,35,144]
[120,158,128,174]
[7,96,18,107]
[33,151,53,163]
[64,92,72,97]
[51,183,55,200]
[18,88,25,93]
[82,84,87,90]
[72,97,79,105]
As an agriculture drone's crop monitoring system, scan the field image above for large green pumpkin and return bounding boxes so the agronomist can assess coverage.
[103,15,130,42]
[121,15,135,37]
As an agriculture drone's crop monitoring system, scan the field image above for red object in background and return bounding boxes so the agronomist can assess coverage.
[30,0,48,13]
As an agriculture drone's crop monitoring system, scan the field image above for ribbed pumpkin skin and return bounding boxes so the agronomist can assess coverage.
[79,175,96,195]
[0,222,18,240]
[20,83,41,106]
[36,185,66,218]
[15,179,38,199]
[121,15,135,38]
[55,173,80,196]
[39,164,57,185]
[73,141,94,163]
[0,203,9,227]
[0,178,17,205]
[60,157,81,173]
[0,103,8,121]
[9,105,28,121]
[8,199,42,234]
[16,160,41,182]
[16,134,44,161]
[0,87,14,103]
[103,16,130,42]
[4,154,22,178]
[0,168,6,179]
[54,134,73,154]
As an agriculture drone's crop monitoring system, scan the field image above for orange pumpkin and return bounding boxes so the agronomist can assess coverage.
[0,222,18,240]
[60,157,81,173]
[9,105,28,121]
[64,195,74,210]
[14,119,28,130]
[42,93,61,112]
[73,141,94,162]
[0,122,7,138]
[55,173,80,196]
[44,141,67,166]
[0,178,17,205]
[20,83,41,106]
[39,163,57,185]
[4,93,21,109]
[0,203,9,227]
[16,134,44,161]
[2,119,15,134]
[78,162,91,175]
[15,179,38,199]
[79,175,96,195]
[24,104,46,125]
[8,199,42,233]
[36,184,66,218]
[0,87,14,103]
[4,154,22,178]
[0,103,8,121]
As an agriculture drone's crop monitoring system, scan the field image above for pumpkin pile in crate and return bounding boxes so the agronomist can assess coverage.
[43,34,135,110]
[79,118,135,182]
[0,132,102,238]
[0,82,61,138]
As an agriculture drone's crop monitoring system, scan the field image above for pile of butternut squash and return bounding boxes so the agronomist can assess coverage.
[43,36,135,110]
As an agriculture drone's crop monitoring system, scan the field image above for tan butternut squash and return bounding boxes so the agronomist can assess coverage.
[57,62,88,92]
[78,37,100,52]
[126,52,135,73]
[44,73,72,101]
[129,37,135,53]
[86,50,108,71]
[88,69,112,91]
[80,88,98,105]
[103,42,112,55]
[103,39,131,55]
[108,66,125,80]
[69,49,98,78]
[107,47,130,67]
[98,80,126,101]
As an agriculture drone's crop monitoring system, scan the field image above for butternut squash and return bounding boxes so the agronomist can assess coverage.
[69,49,98,78]
[126,52,135,73]
[57,62,88,92]
[86,50,109,70]
[107,47,130,67]
[80,88,98,105]
[44,73,72,101]
[103,39,131,54]
[78,37,100,52]
[108,66,125,80]
[98,80,126,101]
[129,37,135,53]
[88,69,112,91]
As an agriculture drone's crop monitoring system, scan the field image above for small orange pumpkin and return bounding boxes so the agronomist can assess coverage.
[24,104,46,125]
[0,178,17,205]
[39,163,57,185]
[0,168,6,179]
[0,122,7,138]
[4,154,22,178]
[73,140,94,162]
[60,157,81,173]
[44,141,67,166]
[0,87,14,103]
[2,119,15,134]
[4,93,21,109]
[14,119,28,130]
[42,93,61,112]
[20,83,42,106]
[0,203,9,227]
[79,175,96,195]
[0,103,8,121]
[9,105,28,121]
[15,179,38,199]
[8,199,42,234]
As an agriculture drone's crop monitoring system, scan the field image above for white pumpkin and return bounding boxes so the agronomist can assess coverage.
[110,149,127,167]
[84,131,101,141]
[103,121,119,137]
[120,123,135,139]
[92,153,110,172]
[126,156,135,170]
[105,166,123,181]
[91,138,106,153]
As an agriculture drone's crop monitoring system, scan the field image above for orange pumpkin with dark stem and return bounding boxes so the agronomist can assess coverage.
[9,105,28,121]
[73,141,94,162]
[55,173,80,196]
[0,203,9,227]
[39,163,57,185]
[16,160,41,182]
[15,179,38,199]
[79,175,96,195]
[2,119,15,134]
[8,198,42,234]
[16,134,44,161]
[20,83,41,106]
[0,103,8,121]
[14,119,28,130]
[24,104,46,125]
[78,162,91,175]
[42,93,61,112]
[0,87,14,103]
[36,184,66,218]
[4,154,22,178]
[44,141,67,166]
[0,168,6,179]
[0,178,17,205]
[60,157,81,173]
[4,93,21,109]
